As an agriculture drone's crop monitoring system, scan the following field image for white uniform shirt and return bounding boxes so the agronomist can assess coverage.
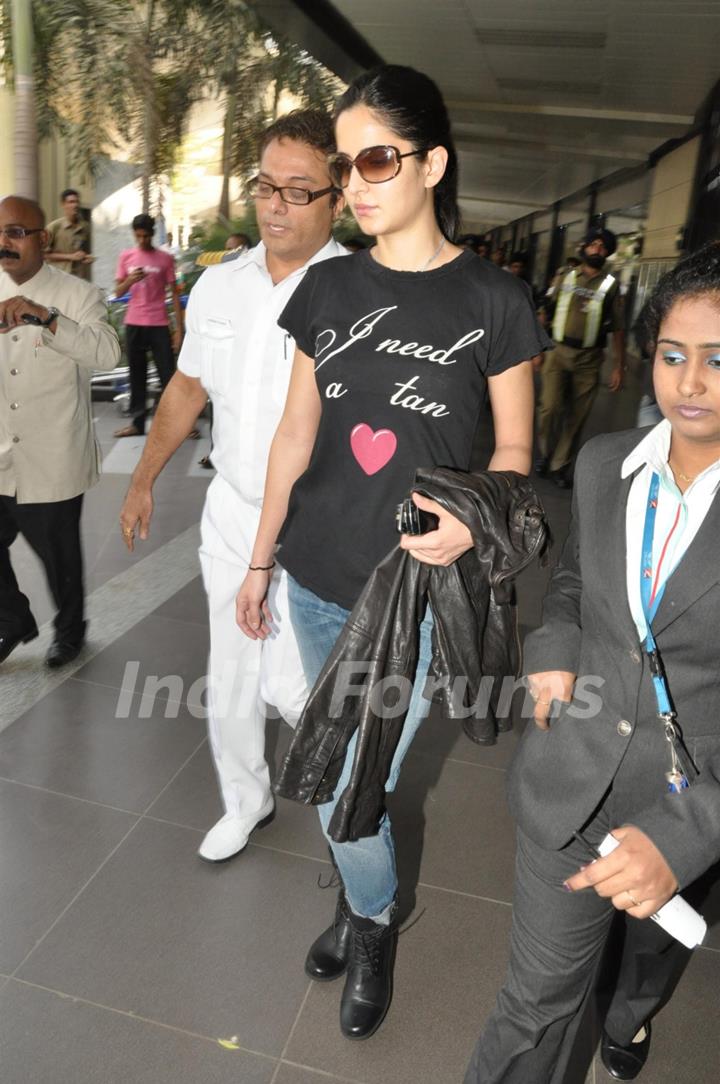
[623,419,720,643]
[178,238,348,563]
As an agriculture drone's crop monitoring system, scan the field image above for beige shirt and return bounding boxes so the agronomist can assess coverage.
[0,263,120,503]
[46,216,92,280]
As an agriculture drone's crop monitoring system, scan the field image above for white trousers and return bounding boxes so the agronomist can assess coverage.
[199,489,307,822]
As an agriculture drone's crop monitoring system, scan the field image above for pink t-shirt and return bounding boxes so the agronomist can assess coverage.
[116,247,176,325]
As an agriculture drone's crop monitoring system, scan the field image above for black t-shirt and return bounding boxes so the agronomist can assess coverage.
[277,249,551,609]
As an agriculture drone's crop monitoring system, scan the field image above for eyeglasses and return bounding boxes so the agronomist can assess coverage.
[0,226,45,241]
[327,145,425,189]
[248,178,339,206]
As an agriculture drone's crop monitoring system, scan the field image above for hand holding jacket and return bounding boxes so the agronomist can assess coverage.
[400,492,473,566]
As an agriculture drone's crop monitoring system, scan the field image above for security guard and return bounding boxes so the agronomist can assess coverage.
[536,228,625,486]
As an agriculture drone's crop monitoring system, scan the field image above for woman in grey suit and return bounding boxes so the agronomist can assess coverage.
[466,244,720,1083]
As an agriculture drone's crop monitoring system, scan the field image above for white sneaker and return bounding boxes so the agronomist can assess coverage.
[198,800,275,862]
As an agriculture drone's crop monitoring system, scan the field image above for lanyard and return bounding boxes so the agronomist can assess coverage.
[639,472,694,791]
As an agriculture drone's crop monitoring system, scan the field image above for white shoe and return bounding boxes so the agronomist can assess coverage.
[198,800,275,862]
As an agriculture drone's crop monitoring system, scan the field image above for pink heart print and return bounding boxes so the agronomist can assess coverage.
[350,423,398,475]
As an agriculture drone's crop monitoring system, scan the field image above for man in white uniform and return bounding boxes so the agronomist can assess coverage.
[120,110,346,861]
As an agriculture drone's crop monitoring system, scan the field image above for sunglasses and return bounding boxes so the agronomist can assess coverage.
[0,226,45,241]
[327,145,425,189]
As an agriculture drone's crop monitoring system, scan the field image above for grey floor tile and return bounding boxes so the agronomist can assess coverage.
[259,796,334,864]
[144,740,223,828]
[0,679,205,812]
[411,700,522,772]
[17,818,338,1056]
[0,980,276,1084]
[147,720,333,864]
[621,945,720,1082]
[153,575,208,626]
[286,886,511,1084]
[0,780,137,973]
[390,752,516,904]
[73,613,208,701]
[274,1065,362,1084]
[6,536,54,627]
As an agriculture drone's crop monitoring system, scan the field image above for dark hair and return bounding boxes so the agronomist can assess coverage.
[132,213,155,234]
[583,227,617,257]
[637,243,720,353]
[334,65,460,241]
[227,232,250,246]
[60,188,79,202]
[509,251,527,265]
[258,109,336,158]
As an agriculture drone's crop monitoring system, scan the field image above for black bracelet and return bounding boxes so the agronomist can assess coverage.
[248,562,275,571]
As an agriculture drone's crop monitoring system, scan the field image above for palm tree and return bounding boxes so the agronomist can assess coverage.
[1,0,39,197]
[191,0,343,220]
[20,0,342,220]
[33,0,198,212]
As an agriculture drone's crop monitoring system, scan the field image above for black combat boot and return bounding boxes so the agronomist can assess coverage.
[305,888,352,981]
[339,902,398,1040]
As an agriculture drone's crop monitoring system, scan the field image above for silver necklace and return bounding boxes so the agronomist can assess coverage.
[417,236,445,272]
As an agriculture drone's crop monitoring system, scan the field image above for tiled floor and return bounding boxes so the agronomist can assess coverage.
[1,381,719,1082]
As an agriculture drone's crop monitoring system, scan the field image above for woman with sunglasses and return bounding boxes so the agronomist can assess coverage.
[236,65,550,1040]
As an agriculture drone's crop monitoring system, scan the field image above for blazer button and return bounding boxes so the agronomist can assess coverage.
[11,436,20,443]
[10,368,19,375]
[9,402,18,410]
[617,719,633,737]
[11,334,19,342]
[630,649,641,664]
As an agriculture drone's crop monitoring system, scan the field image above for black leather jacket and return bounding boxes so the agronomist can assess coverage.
[274,468,549,842]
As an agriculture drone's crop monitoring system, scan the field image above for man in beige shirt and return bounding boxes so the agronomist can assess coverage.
[0,196,120,667]
[45,189,94,281]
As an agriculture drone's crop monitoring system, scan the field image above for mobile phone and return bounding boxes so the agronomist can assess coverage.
[395,497,439,535]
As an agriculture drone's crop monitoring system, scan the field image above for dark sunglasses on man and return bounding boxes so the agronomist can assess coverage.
[327,145,425,189]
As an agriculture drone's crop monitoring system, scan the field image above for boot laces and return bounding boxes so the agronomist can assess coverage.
[353,926,386,975]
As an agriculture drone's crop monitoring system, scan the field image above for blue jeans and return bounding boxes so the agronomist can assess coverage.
[287,575,433,922]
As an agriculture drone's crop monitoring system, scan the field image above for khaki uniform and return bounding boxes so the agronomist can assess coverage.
[538,268,623,472]
[46,216,93,280]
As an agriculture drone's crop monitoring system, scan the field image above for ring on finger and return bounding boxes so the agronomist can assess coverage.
[626,889,641,908]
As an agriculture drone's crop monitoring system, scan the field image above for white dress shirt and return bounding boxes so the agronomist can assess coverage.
[623,419,720,643]
[178,237,348,563]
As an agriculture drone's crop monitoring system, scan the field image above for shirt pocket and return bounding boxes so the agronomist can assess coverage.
[200,322,234,397]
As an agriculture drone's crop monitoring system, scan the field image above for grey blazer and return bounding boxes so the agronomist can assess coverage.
[508,428,720,889]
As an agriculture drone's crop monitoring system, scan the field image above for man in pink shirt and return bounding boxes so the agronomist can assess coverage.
[114,214,189,438]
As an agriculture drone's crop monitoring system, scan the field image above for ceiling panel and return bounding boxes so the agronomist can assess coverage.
[252,0,719,231]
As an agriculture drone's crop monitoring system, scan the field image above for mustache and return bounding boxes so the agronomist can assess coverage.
[0,249,20,260]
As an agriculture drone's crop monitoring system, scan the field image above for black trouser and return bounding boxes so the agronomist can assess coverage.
[465,816,706,1084]
[0,494,85,644]
[125,324,176,433]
